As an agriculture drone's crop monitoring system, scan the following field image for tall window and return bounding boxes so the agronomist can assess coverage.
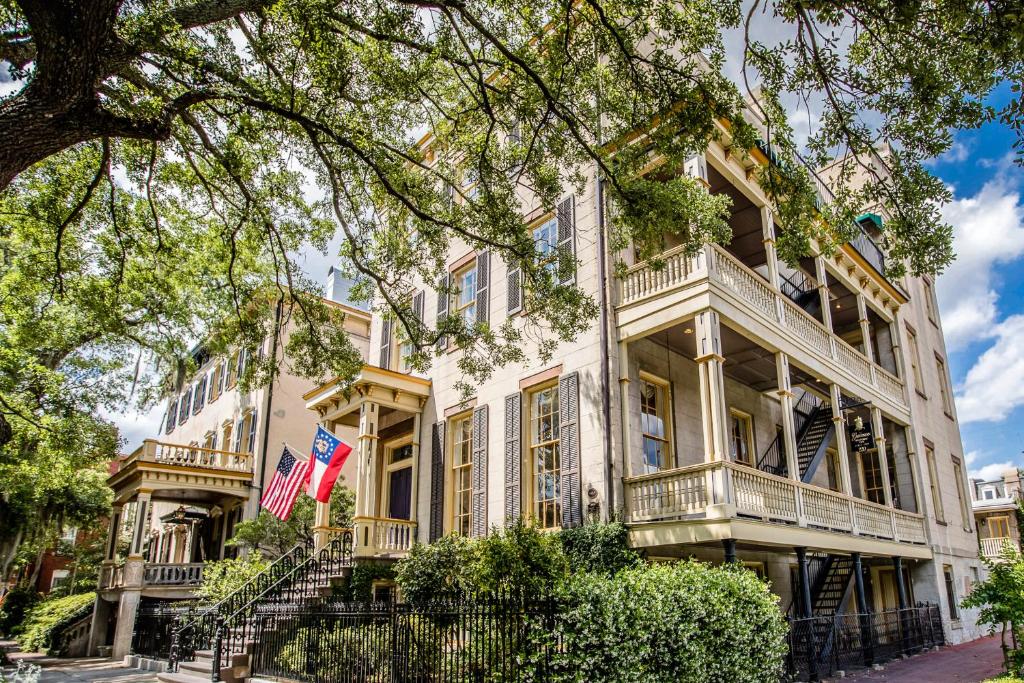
[451,414,473,536]
[640,375,672,474]
[935,355,954,415]
[988,516,1010,539]
[729,409,754,466]
[530,384,561,529]
[226,351,239,388]
[943,565,959,619]
[826,449,841,492]
[953,457,971,530]
[222,421,233,453]
[209,364,222,402]
[925,444,945,522]
[906,326,925,395]
[923,279,938,324]
[533,216,558,276]
[238,412,255,454]
[453,261,478,326]
[861,450,886,505]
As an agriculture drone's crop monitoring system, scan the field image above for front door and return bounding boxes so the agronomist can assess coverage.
[386,443,414,520]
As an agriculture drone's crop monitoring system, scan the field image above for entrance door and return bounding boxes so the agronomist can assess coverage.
[385,443,414,520]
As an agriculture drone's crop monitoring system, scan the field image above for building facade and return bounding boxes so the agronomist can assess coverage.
[972,468,1023,562]
[91,297,370,659]
[305,127,984,643]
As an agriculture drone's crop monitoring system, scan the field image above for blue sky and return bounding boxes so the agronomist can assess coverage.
[928,83,1024,481]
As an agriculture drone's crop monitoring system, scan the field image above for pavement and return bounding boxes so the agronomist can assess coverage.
[836,633,1005,682]
[1,641,157,683]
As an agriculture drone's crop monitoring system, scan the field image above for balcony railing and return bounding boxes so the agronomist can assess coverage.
[122,439,254,475]
[619,245,907,407]
[981,536,1016,560]
[623,462,927,545]
[353,516,417,557]
[100,561,205,589]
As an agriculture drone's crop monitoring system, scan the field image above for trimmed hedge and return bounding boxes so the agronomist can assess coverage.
[16,592,95,654]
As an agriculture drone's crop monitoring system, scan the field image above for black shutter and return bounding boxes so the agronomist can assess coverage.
[556,195,576,285]
[436,274,450,350]
[471,405,488,538]
[219,361,227,394]
[194,376,206,413]
[559,372,581,528]
[504,393,522,522]
[247,409,259,454]
[165,399,176,434]
[429,421,446,541]
[379,318,392,369]
[413,290,425,324]
[179,389,191,424]
[476,251,489,326]
[507,265,522,315]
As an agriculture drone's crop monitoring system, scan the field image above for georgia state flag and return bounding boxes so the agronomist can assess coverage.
[307,425,353,502]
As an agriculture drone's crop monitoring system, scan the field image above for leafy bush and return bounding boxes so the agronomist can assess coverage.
[15,592,94,654]
[347,562,397,602]
[474,519,568,596]
[963,545,1024,675]
[558,520,640,576]
[543,561,787,682]
[0,587,40,637]
[195,552,269,605]
[395,534,475,604]
[229,484,355,557]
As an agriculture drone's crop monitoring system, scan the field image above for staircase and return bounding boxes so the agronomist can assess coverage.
[790,554,856,679]
[158,532,353,683]
[756,392,835,483]
[780,269,822,318]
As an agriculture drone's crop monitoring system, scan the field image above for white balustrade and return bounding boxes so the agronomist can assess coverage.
[893,510,928,544]
[800,485,853,532]
[852,499,895,540]
[624,465,710,522]
[143,562,205,586]
[981,537,1014,559]
[730,466,798,523]
[131,440,254,474]
[620,246,704,304]
[375,518,417,553]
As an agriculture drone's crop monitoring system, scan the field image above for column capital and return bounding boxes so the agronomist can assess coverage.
[695,352,725,364]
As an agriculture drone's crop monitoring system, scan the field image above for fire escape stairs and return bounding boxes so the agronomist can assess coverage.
[789,554,856,677]
[756,399,834,484]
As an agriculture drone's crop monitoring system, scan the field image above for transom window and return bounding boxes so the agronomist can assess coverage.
[453,262,477,326]
[451,414,473,536]
[640,375,672,474]
[729,409,754,465]
[530,384,561,529]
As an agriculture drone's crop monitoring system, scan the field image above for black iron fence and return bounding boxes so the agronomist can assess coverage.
[132,604,195,660]
[249,597,560,683]
[788,604,944,681]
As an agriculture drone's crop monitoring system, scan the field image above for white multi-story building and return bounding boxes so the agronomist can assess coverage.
[972,467,1023,562]
[91,293,370,659]
[304,132,984,644]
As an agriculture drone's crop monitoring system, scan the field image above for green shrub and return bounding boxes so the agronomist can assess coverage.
[347,562,397,602]
[473,519,568,596]
[541,561,787,682]
[395,534,475,604]
[558,520,640,576]
[0,587,40,637]
[195,552,269,604]
[15,592,95,654]
[963,545,1024,675]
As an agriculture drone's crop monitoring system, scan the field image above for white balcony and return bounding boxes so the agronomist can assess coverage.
[981,536,1016,561]
[624,462,929,557]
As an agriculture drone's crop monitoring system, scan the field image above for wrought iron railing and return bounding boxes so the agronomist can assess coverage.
[133,604,195,660]
[787,605,944,681]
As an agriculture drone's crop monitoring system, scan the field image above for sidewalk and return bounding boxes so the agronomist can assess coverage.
[837,634,1004,682]
[1,641,156,683]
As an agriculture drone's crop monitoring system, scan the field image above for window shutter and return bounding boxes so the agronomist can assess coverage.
[194,377,206,413]
[413,290,425,323]
[210,431,218,451]
[429,421,446,542]
[559,372,582,528]
[219,362,227,394]
[179,390,191,424]
[476,251,489,326]
[436,274,450,350]
[237,348,247,380]
[233,419,244,453]
[504,393,522,522]
[247,410,259,454]
[556,195,576,285]
[165,400,176,434]
[506,265,522,315]
[208,368,217,401]
[471,405,488,538]
[379,318,392,369]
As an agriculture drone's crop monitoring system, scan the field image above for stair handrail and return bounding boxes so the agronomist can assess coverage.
[210,530,353,682]
[168,535,316,670]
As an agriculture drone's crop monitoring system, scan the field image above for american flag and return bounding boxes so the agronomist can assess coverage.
[260,446,311,520]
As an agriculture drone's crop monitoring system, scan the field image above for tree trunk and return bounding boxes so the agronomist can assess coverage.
[0,528,24,585]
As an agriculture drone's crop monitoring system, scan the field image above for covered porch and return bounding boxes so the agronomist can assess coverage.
[305,365,431,559]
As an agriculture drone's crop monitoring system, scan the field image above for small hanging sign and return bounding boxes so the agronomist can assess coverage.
[851,420,874,452]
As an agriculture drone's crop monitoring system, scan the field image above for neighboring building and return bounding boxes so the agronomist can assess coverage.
[6,526,87,596]
[971,467,1023,562]
[90,292,371,659]
[304,126,984,643]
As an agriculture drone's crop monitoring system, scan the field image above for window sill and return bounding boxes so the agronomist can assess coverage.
[915,389,928,400]
[944,411,956,421]
[935,520,948,526]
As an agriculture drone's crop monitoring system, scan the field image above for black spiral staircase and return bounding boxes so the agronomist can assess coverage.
[158,532,354,683]
[756,392,835,483]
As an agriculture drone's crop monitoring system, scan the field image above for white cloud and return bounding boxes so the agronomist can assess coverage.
[955,314,1024,423]
[936,175,1024,351]
[103,404,164,454]
[969,461,1018,482]
[965,450,980,466]
[928,140,971,166]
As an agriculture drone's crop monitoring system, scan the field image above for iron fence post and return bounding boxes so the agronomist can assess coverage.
[211,616,225,683]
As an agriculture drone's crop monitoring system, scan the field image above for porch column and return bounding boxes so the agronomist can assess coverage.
[722,538,738,564]
[104,504,123,562]
[829,384,853,495]
[815,256,833,331]
[857,294,875,363]
[796,547,813,618]
[695,310,732,510]
[776,353,800,481]
[761,206,782,290]
[618,341,634,474]
[314,499,331,548]
[852,552,874,666]
[893,557,908,609]
[409,412,422,528]
[872,407,894,508]
[113,492,150,659]
[354,402,381,557]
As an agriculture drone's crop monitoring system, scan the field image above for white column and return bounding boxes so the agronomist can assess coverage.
[761,206,781,289]
[113,491,150,660]
[618,341,633,475]
[858,294,875,363]
[409,412,422,527]
[830,384,853,495]
[776,353,800,481]
[815,256,833,331]
[694,310,732,513]
[354,402,381,557]
[872,407,894,508]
